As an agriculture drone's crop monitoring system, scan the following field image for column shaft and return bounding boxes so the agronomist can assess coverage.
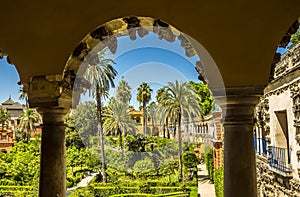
[38,108,68,197]
[214,86,263,197]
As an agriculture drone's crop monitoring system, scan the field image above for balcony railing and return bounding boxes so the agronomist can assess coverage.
[254,137,267,156]
[268,146,291,174]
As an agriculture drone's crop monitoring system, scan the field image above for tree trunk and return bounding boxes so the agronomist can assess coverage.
[163,123,166,138]
[151,118,155,136]
[166,118,170,139]
[96,85,107,183]
[174,121,177,140]
[143,102,147,135]
[118,127,122,149]
[178,107,183,182]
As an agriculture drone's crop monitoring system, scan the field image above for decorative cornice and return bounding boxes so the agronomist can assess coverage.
[273,42,300,80]
[264,78,300,99]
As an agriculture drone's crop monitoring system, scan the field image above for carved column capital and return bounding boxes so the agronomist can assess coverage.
[28,75,72,109]
[213,86,265,125]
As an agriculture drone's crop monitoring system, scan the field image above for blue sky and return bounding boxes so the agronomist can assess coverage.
[0,57,22,104]
[80,32,200,108]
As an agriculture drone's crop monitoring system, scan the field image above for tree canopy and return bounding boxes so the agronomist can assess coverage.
[290,26,300,48]
[189,81,214,116]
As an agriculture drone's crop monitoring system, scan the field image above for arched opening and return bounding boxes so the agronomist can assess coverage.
[61,16,225,196]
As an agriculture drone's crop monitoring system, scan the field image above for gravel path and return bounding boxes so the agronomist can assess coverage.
[197,164,216,197]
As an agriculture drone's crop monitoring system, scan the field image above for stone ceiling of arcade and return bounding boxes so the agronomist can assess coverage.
[0,0,299,87]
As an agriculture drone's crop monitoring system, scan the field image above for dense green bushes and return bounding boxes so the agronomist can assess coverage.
[76,135,200,196]
[204,146,224,197]
[204,147,214,182]
[0,141,40,186]
[110,191,190,196]
[68,185,193,197]
[0,186,36,196]
[214,167,224,197]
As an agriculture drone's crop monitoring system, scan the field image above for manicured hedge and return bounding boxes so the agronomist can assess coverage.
[204,147,214,183]
[110,191,189,197]
[0,186,37,197]
[69,186,195,197]
[214,167,224,197]
[0,191,36,197]
[0,186,34,191]
[92,186,186,196]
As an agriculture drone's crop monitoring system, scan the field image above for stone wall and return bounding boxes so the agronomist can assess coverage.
[257,155,300,197]
[256,42,300,196]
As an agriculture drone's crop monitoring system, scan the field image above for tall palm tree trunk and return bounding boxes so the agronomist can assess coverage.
[118,127,122,149]
[96,85,107,183]
[178,106,183,182]
[151,118,155,136]
[163,123,166,138]
[143,102,147,135]
[166,118,170,139]
[27,124,31,142]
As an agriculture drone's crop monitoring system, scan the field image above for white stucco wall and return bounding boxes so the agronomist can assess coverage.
[268,87,299,180]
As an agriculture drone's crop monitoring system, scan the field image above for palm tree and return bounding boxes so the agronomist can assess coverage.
[147,102,157,136]
[18,108,40,141]
[159,80,201,182]
[116,78,132,104]
[83,48,117,183]
[103,99,136,149]
[0,107,10,126]
[156,88,170,138]
[18,87,28,107]
[137,82,152,135]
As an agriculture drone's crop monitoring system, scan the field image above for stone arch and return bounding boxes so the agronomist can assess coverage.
[269,17,300,82]
[0,48,14,65]
[61,16,223,106]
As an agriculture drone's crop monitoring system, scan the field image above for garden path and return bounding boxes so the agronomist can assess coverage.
[197,164,216,197]
[66,172,98,196]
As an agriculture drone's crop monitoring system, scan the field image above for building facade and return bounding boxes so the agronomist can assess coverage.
[0,97,24,152]
[255,42,300,196]
[0,125,15,152]
[1,97,24,130]
[0,97,42,152]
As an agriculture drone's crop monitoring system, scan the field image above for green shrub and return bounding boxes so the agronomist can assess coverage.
[133,157,155,175]
[68,186,95,197]
[183,152,199,169]
[214,167,224,197]
[204,147,214,182]
[0,186,37,197]
[66,179,74,188]
[110,191,190,197]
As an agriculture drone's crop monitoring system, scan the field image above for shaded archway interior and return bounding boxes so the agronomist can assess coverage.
[0,0,299,89]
